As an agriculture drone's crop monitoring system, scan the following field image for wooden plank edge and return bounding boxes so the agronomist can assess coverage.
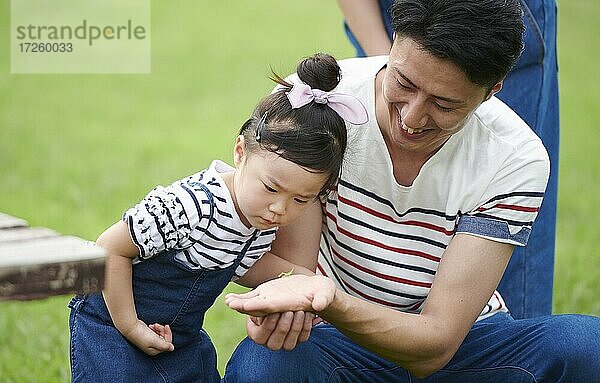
[0,258,105,301]
[0,213,28,229]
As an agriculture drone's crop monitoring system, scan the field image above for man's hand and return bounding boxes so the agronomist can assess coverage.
[225,275,336,317]
[121,319,175,356]
[226,275,334,350]
[246,311,318,351]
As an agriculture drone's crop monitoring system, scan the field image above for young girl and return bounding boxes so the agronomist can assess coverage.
[68,53,367,383]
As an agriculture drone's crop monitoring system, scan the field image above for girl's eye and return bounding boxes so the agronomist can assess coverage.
[263,183,277,193]
[294,198,309,204]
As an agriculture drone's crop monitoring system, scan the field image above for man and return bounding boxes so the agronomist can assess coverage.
[224,0,600,381]
[337,0,560,319]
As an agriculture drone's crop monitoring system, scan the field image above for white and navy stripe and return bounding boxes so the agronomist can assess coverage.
[124,160,277,280]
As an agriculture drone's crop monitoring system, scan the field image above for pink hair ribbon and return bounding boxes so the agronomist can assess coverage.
[286,83,369,125]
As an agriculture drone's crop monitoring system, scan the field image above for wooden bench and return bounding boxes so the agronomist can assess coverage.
[0,212,105,301]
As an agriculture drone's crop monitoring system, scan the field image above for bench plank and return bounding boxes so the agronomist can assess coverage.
[0,213,28,229]
[0,236,104,268]
[0,215,106,301]
[0,258,105,301]
[0,227,58,243]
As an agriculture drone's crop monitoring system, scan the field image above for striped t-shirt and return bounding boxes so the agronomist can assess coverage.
[123,160,277,280]
[312,56,550,320]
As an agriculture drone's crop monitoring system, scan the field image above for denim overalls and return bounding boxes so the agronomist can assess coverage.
[69,187,257,382]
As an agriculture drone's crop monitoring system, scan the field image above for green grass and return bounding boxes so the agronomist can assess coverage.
[0,1,598,381]
[553,0,600,315]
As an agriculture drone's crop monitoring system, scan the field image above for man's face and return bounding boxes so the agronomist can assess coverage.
[381,37,498,157]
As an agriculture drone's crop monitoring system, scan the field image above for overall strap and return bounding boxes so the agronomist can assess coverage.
[192,182,215,231]
[233,229,260,269]
[193,180,259,271]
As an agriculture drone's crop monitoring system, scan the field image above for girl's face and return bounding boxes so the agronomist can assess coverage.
[231,136,328,230]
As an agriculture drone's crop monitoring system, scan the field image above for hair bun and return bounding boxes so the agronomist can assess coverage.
[296,53,341,92]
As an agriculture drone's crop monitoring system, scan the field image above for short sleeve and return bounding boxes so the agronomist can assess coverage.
[123,177,213,259]
[457,139,550,246]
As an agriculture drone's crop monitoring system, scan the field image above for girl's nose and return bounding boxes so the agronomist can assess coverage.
[269,199,286,215]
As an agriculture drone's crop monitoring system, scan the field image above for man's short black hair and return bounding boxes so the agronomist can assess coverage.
[391,0,525,89]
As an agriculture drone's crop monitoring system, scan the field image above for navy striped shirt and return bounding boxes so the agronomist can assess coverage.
[123,160,277,280]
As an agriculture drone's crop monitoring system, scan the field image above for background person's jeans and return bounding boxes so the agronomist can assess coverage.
[224,313,600,383]
[344,0,559,319]
[495,0,559,319]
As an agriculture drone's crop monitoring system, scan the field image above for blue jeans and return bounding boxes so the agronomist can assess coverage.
[224,313,600,382]
[344,0,559,319]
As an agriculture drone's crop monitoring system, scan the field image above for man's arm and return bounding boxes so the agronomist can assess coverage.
[337,0,393,56]
[227,233,513,378]
[321,234,513,376]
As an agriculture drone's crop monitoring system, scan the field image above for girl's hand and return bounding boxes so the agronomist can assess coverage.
[149,323,174,343]
[122,319,175,356]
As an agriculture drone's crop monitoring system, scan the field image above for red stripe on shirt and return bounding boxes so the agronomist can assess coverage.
[493,291,504,310]
[317,263,328,277]
[409,300,424,311]
[338,195,455,236]
[477,203,540,213]
[326,212,441,263]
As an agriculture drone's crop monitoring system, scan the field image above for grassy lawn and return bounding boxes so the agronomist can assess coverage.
[553,0,600,314]
[0,1,598,381]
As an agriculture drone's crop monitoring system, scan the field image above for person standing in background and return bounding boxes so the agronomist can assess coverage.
[337,0,559,319]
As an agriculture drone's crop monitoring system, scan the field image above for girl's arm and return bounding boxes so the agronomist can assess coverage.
[233,202,322,350]
[97,220,174,355]
[235,201,322,287]
[234,251,315,288]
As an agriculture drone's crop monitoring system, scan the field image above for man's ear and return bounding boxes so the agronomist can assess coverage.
[485,81,503,101]
[233,135,246,167]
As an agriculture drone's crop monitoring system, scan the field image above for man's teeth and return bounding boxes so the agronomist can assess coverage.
[402,125,424,134]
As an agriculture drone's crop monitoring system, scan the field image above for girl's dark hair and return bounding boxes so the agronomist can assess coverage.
[239,53,347,196]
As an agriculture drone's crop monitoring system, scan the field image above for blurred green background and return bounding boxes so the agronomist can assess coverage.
[0,1,598,381]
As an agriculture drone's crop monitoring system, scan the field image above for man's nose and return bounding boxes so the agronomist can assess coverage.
[401,96,428,129]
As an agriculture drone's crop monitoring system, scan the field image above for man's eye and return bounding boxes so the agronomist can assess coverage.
[397,80,411,90]
[435,103,454,112]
